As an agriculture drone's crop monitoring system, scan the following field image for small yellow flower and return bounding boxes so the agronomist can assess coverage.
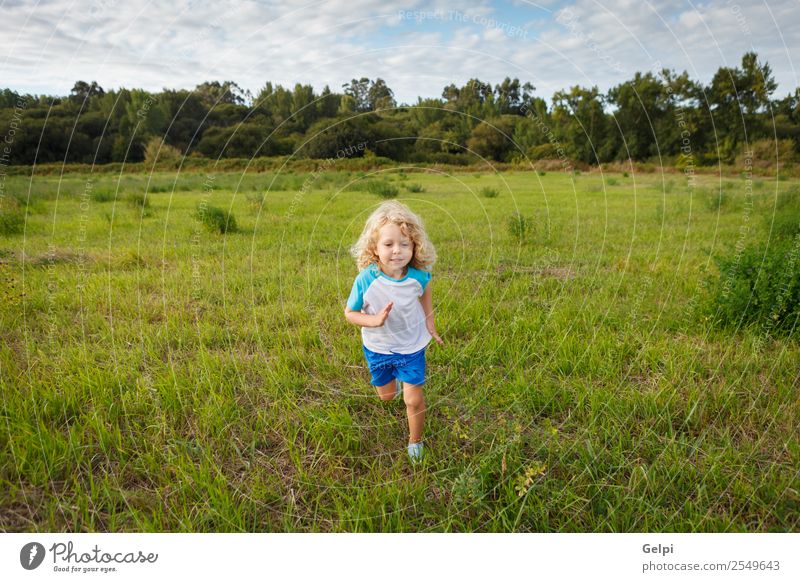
[515,461,547,496]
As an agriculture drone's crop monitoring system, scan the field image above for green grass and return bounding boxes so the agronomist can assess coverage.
[1,169,798,532]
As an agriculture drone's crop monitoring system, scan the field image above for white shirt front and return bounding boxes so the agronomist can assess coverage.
[346,263,432,354]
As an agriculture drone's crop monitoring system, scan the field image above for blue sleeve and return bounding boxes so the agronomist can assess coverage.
[346,268,376,310]
[408,268,431,295]
[346,277,365,310]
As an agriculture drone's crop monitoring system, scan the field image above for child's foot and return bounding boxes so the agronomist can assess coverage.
[407,441,424,463]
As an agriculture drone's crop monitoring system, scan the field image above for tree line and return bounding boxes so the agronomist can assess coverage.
[0,52,797,168]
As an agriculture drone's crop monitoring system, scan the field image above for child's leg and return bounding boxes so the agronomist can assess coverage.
[375,379,398,401]
[402,384,425,443]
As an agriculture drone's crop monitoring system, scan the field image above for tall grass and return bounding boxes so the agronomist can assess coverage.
[0,197,25,235]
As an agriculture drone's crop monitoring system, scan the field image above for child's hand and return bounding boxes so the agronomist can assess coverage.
[372,302,393,327]
[427,324,444,345]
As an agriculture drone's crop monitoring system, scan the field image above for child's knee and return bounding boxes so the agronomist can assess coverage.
[403,386,424,408]
[375,380,397,401]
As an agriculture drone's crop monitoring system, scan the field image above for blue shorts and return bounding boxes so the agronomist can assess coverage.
[362,345,427,386]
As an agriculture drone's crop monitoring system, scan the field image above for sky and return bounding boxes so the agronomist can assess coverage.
[1,0,798,104]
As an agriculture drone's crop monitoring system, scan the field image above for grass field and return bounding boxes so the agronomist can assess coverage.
[1,166,798,532]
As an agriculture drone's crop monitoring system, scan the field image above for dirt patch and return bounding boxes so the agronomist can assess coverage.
[537,267,576,280]
[20,248,97,267]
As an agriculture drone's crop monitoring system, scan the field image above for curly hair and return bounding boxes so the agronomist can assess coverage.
[350,201,436,271]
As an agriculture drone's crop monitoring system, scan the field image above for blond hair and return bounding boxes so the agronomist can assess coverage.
[350,201,436,271]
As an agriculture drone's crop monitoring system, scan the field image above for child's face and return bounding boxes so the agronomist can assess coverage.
[375,222,414,270]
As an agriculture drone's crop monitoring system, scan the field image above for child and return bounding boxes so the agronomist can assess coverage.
[344,201,443,463]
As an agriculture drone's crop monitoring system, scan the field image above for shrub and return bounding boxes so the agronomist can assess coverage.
[529,143,558,160]
[507,212,530,241]
[90,190,115,202]
[606,177,618,186]
[705,239,800,337]
[366,180,398,199]
[405,183,425,193]
[623,172,629,177]
[735,138,798,171]
[481,187,499,198]
[194,204,238,234]
[144,137,182,166]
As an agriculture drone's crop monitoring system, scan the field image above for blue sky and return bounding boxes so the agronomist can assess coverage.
[1,0,798,104]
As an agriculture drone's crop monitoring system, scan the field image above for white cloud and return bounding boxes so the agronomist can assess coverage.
[0,0,797,105]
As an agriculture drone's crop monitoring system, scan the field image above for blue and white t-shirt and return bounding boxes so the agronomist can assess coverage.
[346,263,432,355]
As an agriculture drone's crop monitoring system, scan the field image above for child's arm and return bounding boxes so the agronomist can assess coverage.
[344,302,393,328]
[420,282,444,344]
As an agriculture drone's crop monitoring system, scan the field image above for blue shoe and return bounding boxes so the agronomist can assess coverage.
[407,442,424,463]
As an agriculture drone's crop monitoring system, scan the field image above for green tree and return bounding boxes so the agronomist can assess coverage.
[513,96,550,155]
[494,78,535,115]
[707,52,777,160]
[466,116,518,161]
[368,78,396,111]
[196,121,286,158]
[343,78,371,112]
[552,85,615,164]
[317,85,341,119]
[410,97,447,128]
[773,88,800,151]
[69,80,105,105]
[0,88,22,108]
[291,83,317,129]
[607,72,669,160]
[158,89,209,154]
[194,81,246,106]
